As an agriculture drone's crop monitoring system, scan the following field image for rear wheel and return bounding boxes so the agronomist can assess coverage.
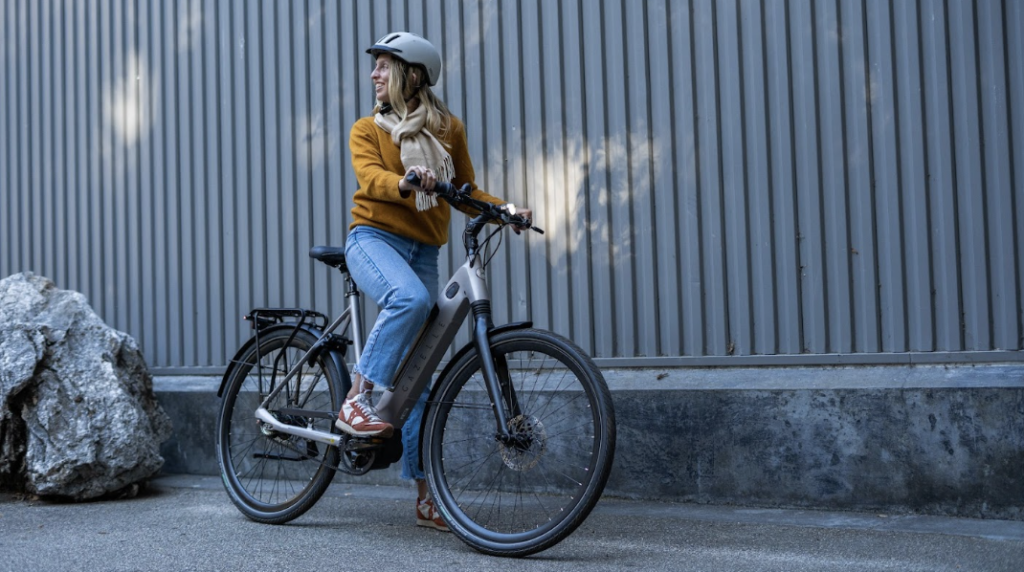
[216,327,345,524]
[423,329,616,557]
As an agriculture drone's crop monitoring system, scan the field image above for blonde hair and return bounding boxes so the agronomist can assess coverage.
[382,57,451,138]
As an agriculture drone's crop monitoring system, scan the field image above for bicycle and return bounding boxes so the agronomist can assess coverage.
[215,176,616,557]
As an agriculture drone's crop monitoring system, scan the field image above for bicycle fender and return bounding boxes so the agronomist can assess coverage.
[416,320,533,469]
[217,323,335,398]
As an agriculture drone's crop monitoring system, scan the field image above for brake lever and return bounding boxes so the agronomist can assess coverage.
[519,218,544,234]
[508,211,544,234]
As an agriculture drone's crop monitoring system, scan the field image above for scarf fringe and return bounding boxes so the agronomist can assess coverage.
[376,106,454,211]
[416,192,436,211]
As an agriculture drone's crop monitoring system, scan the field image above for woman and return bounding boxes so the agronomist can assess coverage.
[338,32,532,532]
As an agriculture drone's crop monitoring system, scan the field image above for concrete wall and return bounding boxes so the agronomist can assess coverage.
[158,363,1024,520]
[607,367,1024,519]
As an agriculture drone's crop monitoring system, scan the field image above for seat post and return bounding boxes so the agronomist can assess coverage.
[345,271,364,362]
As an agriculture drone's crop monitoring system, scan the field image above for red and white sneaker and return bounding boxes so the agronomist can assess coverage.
[416,498,450,532]
[335,392,393,437]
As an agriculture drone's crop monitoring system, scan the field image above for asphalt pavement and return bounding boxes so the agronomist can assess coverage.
[1,474,1022,572]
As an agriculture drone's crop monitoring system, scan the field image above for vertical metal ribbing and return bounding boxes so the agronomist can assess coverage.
[0,0,1021,372]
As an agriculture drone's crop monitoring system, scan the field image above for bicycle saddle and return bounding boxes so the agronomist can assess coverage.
[309,246,347,269]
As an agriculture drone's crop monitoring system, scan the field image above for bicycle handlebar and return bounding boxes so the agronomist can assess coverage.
[404,173,544,235]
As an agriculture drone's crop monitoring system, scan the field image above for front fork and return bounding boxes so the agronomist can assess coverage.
[470,300,521,443]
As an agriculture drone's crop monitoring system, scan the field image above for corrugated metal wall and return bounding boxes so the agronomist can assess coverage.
[2,0,1022,374]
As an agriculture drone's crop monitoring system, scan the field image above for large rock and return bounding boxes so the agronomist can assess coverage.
[0,272,172,499]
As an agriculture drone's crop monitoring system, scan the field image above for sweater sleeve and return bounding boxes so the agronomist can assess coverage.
[350,117,407,201]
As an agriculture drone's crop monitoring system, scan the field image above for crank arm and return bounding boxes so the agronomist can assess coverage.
[255,407,343,446]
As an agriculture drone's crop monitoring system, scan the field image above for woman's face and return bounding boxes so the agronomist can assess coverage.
[371,54,392,103]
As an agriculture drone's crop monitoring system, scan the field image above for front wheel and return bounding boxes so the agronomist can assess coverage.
[423,328,616,557]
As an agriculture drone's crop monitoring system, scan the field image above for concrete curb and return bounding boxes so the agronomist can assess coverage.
[155,363,1024,520]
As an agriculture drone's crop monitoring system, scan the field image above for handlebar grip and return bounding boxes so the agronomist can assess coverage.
[405,173,456,197]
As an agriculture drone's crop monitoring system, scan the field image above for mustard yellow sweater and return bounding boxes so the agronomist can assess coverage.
[348,115,505,247]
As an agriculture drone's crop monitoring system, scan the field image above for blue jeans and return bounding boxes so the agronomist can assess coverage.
[344,225,439,481]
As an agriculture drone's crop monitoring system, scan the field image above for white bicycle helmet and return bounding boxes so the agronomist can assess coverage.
[366,32,442,86]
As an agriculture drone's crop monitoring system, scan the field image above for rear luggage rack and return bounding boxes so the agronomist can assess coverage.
[245,308,329,331]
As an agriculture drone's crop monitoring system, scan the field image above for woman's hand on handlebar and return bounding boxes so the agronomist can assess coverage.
[399,166,437,194]
[509,206,533,235]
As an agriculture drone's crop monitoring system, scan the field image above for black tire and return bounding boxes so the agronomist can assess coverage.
[423,328,616,557]
[216,327,345,524]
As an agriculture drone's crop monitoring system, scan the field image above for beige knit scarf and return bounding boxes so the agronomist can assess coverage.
[375,105,455,211]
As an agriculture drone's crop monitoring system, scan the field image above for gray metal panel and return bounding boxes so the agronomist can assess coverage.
[893,0,931,352]
[919,0,953,352]
[1,0,1022,373]
[2,1,11,282]
[1012,0,1024,353]
[977,0,1018,351]
[948,0,989,351]
[870,0,906,352]
[651,0,682,357]
[763,0,801,356]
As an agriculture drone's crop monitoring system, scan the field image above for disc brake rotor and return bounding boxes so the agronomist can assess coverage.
[498,414,547,471]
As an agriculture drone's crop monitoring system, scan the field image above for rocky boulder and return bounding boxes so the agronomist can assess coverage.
[0,272,172,499]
